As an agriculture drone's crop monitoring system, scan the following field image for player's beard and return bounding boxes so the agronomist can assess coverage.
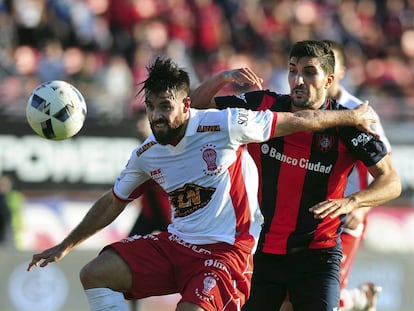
[292,97,312,109]
[151,121,185,145]
[291,87,324,110]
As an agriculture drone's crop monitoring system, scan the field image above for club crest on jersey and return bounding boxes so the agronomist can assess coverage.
[195,272,219,302]
[316,134,334,152]
[201,144,222,176]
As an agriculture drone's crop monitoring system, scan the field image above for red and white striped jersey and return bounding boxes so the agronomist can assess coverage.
[113,108,277,253]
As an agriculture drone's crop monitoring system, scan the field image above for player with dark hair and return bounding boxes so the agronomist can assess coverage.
[191,40,401,311]
[128,108,172,311]
[323,39,390,311]
[28,56,381,311]
[129,109,171,238]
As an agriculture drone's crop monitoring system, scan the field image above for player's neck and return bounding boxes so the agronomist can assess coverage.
[329,85,342,100]
[169,135,184,146]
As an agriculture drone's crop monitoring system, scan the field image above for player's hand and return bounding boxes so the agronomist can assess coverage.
[223,68,263,90]
[353,102,380,139]
[27,244,69,271]
[309,197,357,219]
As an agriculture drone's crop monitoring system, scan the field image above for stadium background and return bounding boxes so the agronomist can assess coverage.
[0,0,413,310]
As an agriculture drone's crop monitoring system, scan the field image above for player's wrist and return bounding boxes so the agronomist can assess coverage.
[222,71,235,83]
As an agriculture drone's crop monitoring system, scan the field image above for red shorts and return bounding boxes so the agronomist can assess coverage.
[106,232,253,311]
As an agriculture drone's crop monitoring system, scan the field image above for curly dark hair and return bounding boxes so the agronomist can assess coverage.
[137,56,190,97]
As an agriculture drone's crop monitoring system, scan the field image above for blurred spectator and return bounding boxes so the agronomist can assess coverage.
[0,175,24,249]
[0,178,11,246]
[36,39,65,81]
[0,0,414,122]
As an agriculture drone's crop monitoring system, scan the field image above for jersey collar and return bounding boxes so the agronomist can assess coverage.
[185,108,201,137]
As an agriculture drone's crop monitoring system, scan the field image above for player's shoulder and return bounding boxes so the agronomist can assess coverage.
[338,87,363,109]
[245,89,291,111]
[135,139,158,157]
[191,106,228,121]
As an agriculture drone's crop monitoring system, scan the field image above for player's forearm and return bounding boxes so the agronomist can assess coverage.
[61,191,125,250]
[190,72,230,109]
[295,109,360,130]
[347,169,401,208]
[274,109,360,137]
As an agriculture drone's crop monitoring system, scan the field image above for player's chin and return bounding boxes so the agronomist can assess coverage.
[153,131,171,145]
[291,97,311,109]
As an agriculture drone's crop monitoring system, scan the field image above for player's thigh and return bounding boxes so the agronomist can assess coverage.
[279,301,293,311]
[289,251,341,311]
[243,252,287,310]
[180,247,253,311]
[176,301,206,311]
[80,248,132,292]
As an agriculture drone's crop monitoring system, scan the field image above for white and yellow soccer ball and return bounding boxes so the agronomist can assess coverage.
[26,80,87,140]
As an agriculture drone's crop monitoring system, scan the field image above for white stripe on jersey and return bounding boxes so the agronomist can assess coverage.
[114,108,276,253]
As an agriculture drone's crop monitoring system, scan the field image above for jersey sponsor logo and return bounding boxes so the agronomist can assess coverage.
[197,125,221,132]
[136,141,157,156]
[316,134,334,152]
[351,133,373,147]
[204,259,230,275]
[169,183,216,217]
[261,143,332,173]
[150,168,165,184]
[231,108,249,126]
[201,144,222,176]
[122,233,159,243]
[236,108,249,126]
[168,235,211,254]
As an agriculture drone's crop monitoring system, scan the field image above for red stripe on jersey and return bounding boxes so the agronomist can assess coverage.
[356,160,369,189]
[260,93,279,110]
[309,138,354,249]
[228,145,255,253]
[262,132,313,254]
[326,139,354,200]
[309,216,342,249]
[270,112,278,139]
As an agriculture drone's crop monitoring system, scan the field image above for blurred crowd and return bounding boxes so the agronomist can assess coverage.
[1,0,414,123]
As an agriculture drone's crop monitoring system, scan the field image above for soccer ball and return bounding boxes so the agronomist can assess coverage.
[26,80,87,140]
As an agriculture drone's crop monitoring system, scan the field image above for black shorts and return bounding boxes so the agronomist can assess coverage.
[243,247,342,311]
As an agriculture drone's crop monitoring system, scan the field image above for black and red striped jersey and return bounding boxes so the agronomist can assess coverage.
[215,90,387,254]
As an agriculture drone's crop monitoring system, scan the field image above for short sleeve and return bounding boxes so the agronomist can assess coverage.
[113,149,151,200]
[227,108,277,145]
[339,127,388,167]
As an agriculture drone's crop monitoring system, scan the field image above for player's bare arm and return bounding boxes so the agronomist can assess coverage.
[190,70,379,137]
[27,191,128,271]
[190,68,263,109]
[273,102,378,138]
[309,155,401,219]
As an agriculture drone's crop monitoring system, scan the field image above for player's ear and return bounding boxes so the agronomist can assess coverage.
[183,96,191,112]
[325,73,335,89]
